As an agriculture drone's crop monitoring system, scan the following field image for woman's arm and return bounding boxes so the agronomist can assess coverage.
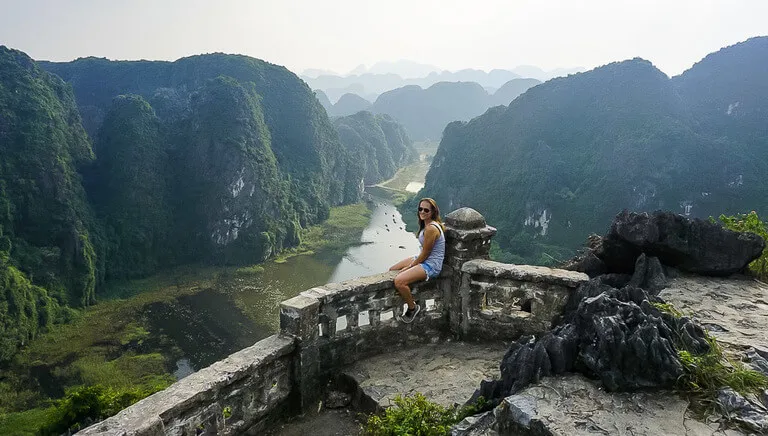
[410,225,439,267]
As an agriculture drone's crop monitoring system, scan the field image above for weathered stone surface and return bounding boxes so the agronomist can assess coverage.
[451,411,498,436]
[659,275,768,351]
[342,342,506,411]
[463,275,573,341]
[269,408,365,436]
[324,390,351,409]
[462,260,588,289]
[717,388,768,433]
[446,208,487,230]
[89,208,768,436]
[609,210,765,276]
[80,335,296,436]
[280,295,320,339]
[746,348,768,376]
[559,250,607,277]
[490,375,745,436]
[471,280,710,405]
[628,254,669,295]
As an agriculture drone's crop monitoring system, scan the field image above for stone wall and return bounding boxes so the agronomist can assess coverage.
[459,260,588,340]
[79,335,295,436]
[279,270,450,411]
[81,208,588,435]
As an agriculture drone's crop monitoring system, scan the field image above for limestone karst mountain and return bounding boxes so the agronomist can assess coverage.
[421,38,768,263]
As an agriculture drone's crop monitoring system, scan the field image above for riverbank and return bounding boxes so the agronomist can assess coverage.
[0,203,373,435]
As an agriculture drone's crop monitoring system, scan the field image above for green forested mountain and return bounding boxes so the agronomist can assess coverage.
[40,54,353,212]
[85,95,171,278]
[489,78,543,107]
[673,36,768,145]
[422,44,768,264]
[39,53,363,274]
[172,76,298,264]
[315,89,333,113]
[371,82,489,141]
[334,111,418,185]
[370,79,540,141]
[0,46,97,360]
[0,49,372,362]
[329,93,372,116]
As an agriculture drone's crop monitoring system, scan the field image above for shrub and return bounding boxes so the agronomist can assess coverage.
[364,393,485,436]
[38,384,164,435]
[677,334,768,398]
[717,211,768,280]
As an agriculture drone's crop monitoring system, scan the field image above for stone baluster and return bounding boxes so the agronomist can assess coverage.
[442,208,497,337]
[279,294,320,413]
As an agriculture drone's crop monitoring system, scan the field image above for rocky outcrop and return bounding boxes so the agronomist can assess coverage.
[609,210,765,275]
[456,375,747,436]
[470,280,709,404]
[565,211,765,277]
[465,210,767,433]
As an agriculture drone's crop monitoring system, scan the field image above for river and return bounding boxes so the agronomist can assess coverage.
[148,196,421,378]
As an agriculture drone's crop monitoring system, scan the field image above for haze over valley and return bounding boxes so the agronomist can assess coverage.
[1,1,767,434]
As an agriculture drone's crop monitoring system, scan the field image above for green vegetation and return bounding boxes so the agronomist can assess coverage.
[677,334,768,400]
[0,200,372,435]
[365,393,486,436]
[328,93,372,116]
[334,111,418,186]
[0,47,385,365]
[87,95,171,280]
[676,332,768,425]
[0,46,98,363]
[380,160,430,193]
[422,49,768,266]
[717,211,768,280]
[276,202,372,261]
[39,383,169,435]
[370,80,540,141]
[656,302,768,419]
[651,302,684,318]
[367,186,411,208]
[234,265,265,276]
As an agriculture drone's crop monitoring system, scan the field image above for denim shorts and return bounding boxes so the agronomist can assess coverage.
[413,256,440,280]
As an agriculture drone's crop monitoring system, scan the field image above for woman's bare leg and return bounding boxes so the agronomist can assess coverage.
[394,265,427,309]
[389,257,414,271]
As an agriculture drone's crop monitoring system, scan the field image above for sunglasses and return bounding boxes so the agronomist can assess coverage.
[418,207,431,213]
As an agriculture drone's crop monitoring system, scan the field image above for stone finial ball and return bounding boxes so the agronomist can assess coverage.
[445,208,487,230]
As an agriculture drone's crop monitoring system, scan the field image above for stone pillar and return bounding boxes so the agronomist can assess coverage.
[280,294,320,413]
[442,208,496,337]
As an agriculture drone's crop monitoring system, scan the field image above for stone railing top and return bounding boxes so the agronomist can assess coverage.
[294,271,398,304]
[462,259,589,288]
[80,334,295,435]
[445,207,487,230]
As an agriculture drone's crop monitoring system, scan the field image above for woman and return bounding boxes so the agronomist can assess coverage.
[389,198,445,323]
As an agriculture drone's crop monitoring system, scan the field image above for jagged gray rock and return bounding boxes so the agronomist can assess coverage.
[565,211,765,277]
[716,388,768,433]
[628,254,669,294]
[608,210,765,276]
[474,375,737,436]
[451,411,497,436]
[470,279,711,407]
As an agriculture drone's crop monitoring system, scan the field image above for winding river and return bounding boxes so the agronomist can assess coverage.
[147,196,420,378]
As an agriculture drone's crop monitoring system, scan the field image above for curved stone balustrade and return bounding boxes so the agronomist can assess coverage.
[80,208,588,435]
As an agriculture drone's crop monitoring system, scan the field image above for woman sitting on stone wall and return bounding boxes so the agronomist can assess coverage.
[389,198,445,323]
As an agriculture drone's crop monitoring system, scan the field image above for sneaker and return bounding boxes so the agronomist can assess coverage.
[401,304,421,324]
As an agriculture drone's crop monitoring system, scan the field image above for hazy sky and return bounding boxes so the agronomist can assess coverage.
[1,0,766,77]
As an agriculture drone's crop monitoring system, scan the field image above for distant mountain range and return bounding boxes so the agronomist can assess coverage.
[316,78,542,141]
[303,63,581,102]
[421,36,768,265]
